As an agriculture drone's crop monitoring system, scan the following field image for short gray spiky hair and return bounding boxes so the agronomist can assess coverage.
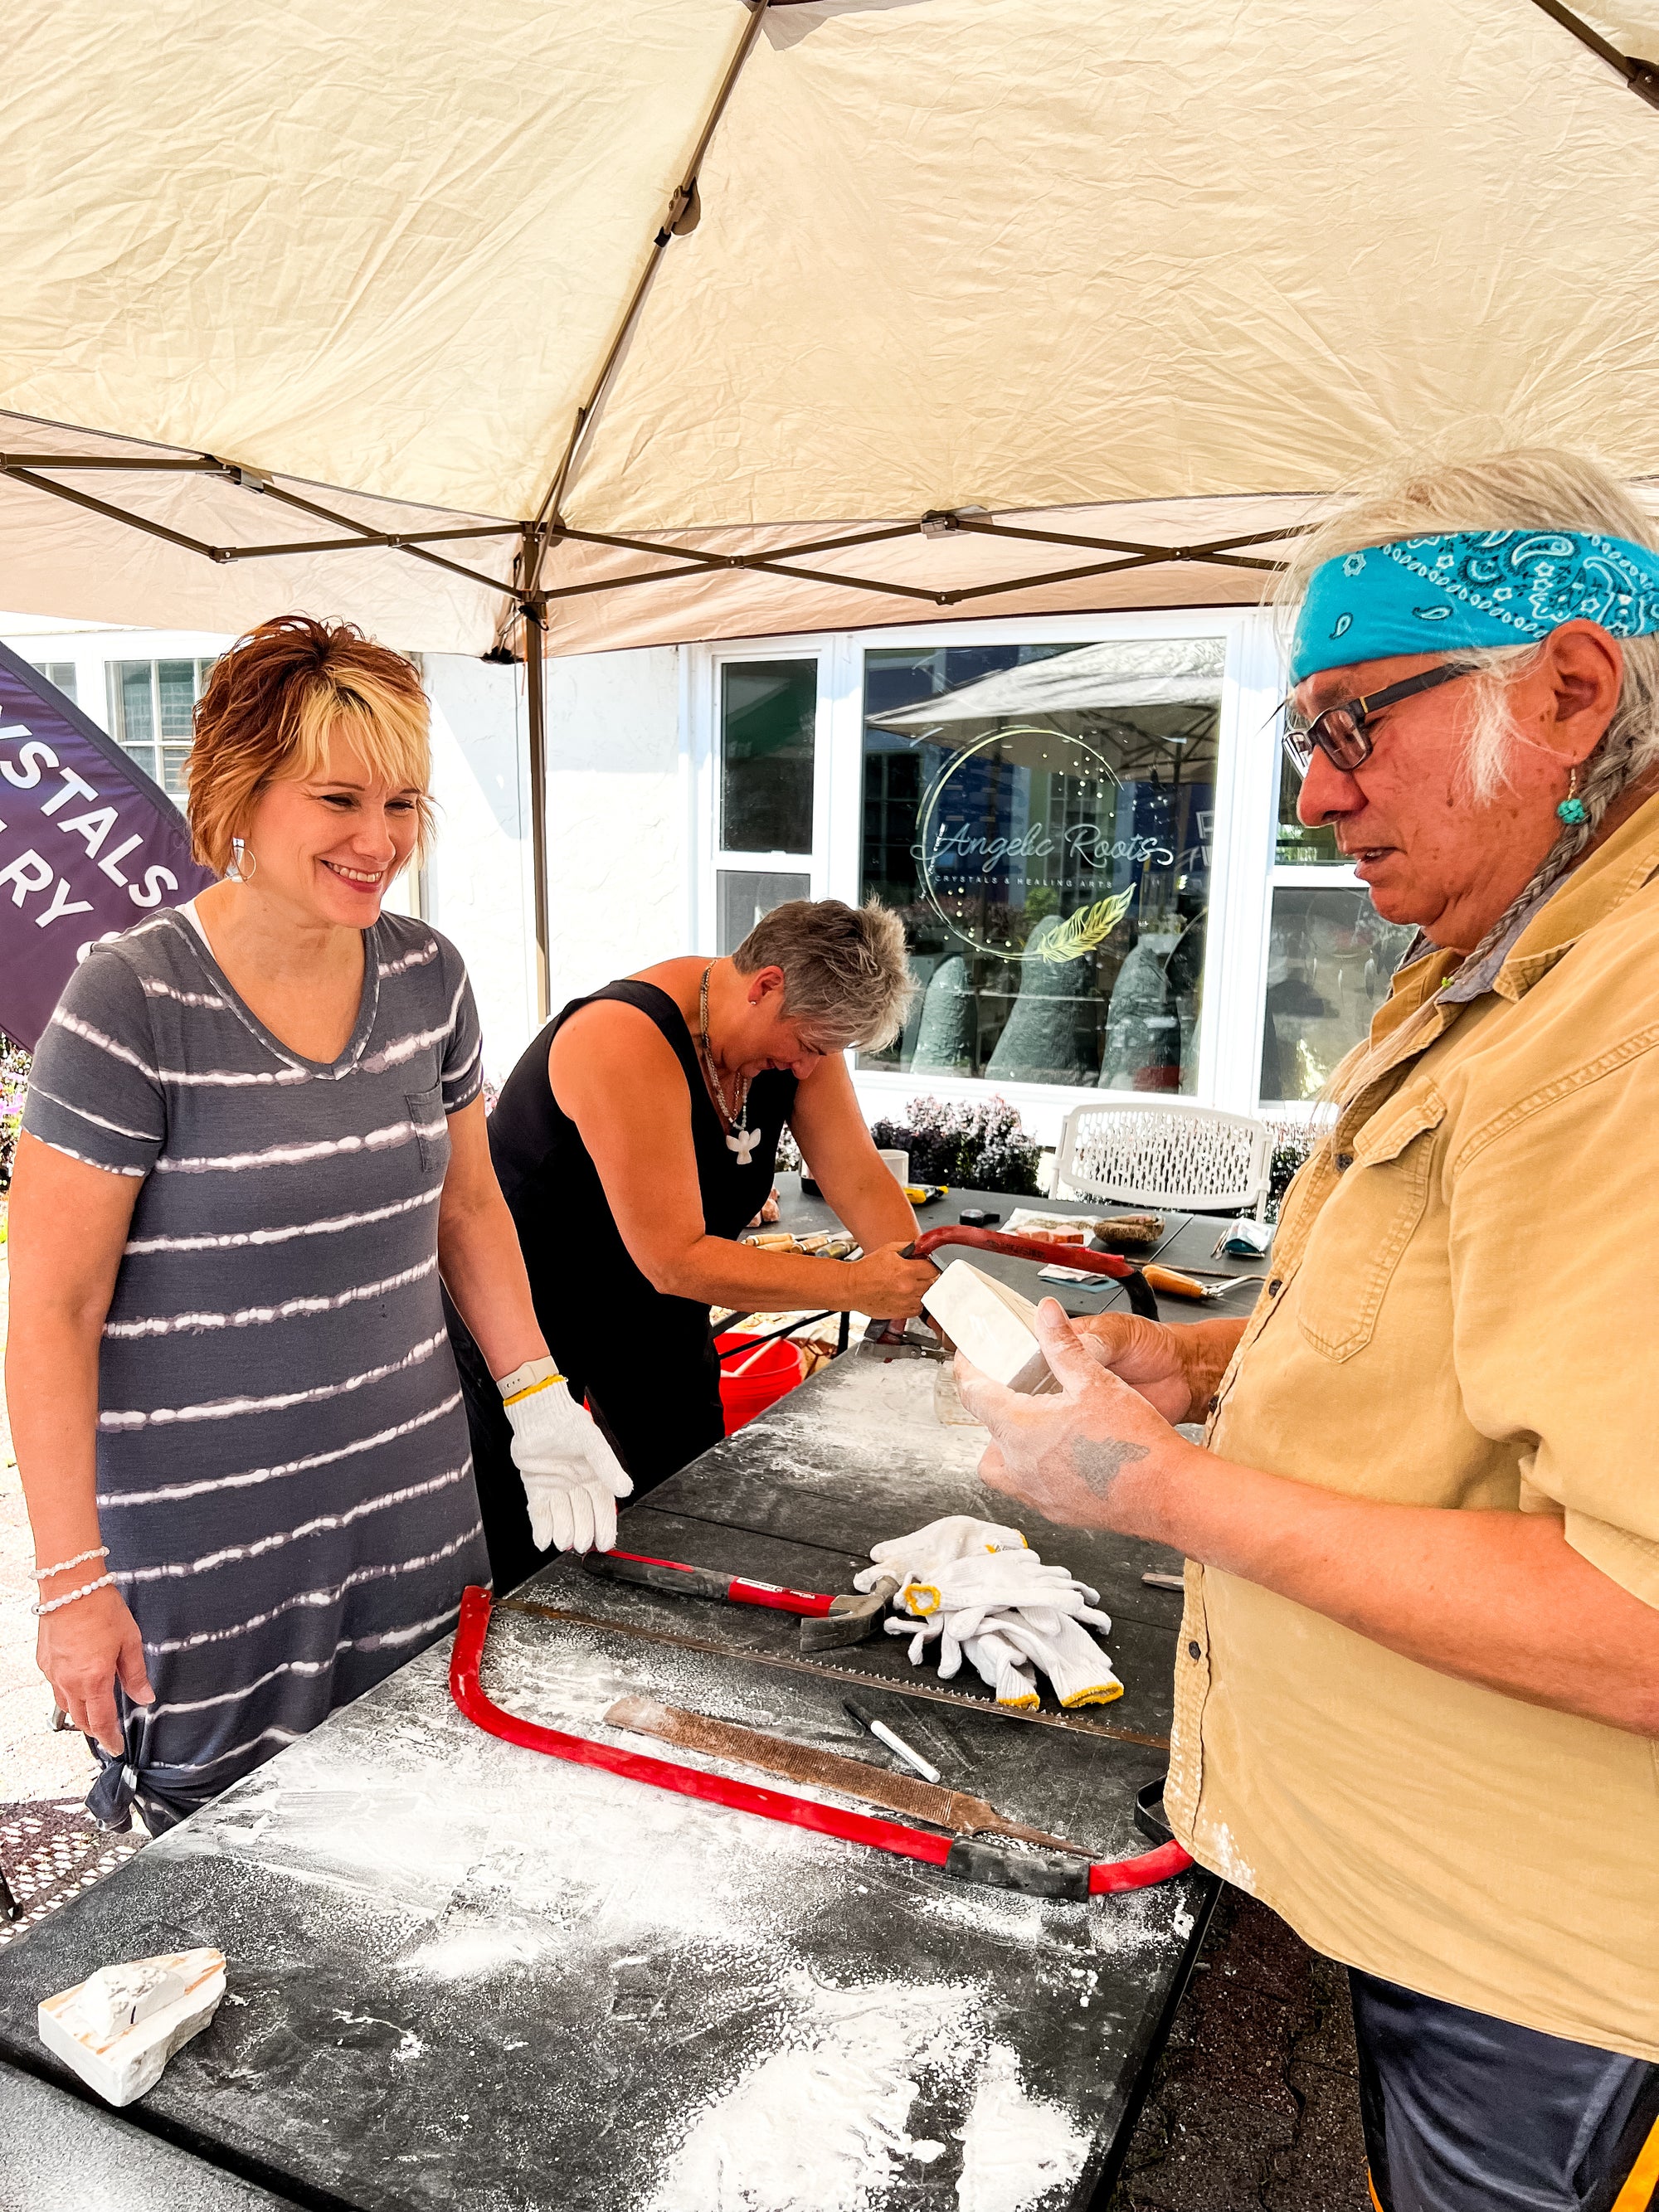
[1277,444,1659,965]
[732,897,915,1051]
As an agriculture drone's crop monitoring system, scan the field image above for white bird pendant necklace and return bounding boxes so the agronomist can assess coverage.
[698,964,761,1166]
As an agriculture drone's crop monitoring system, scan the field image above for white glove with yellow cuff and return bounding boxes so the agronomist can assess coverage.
[497,1358,633,1554]
[853,1515,1029,1593]
[867,1516,1122,1709]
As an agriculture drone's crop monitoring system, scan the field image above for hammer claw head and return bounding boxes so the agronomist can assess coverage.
[797,1575,899,1651]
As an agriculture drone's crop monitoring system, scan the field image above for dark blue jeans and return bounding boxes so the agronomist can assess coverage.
[1352,1971,1659,2212]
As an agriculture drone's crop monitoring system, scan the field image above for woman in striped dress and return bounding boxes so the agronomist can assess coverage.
[6,616,628,1832]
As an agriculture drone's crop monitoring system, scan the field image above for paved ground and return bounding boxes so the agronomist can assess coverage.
[0,1203,1369,2202]
[1109,1886,1370,2210]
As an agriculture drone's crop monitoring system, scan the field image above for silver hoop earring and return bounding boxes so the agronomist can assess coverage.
[227,838,258,884]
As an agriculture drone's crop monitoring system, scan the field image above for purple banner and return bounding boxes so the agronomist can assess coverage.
[0,643,215,1050]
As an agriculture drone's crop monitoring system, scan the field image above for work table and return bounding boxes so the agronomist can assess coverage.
[0,1184,1262,2210]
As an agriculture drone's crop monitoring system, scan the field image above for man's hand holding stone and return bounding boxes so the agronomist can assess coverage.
[956,1299,1206,1539]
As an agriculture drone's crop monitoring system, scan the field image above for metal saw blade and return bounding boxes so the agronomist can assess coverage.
[499,1596,1171,1752]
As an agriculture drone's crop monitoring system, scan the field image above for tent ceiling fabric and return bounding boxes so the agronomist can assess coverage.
[3,0,1659,654]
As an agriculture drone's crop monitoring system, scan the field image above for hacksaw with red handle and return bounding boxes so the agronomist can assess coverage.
[451,1586,1192,1900]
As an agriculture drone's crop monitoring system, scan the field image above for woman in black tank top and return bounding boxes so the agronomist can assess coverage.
[446,902,938,1591]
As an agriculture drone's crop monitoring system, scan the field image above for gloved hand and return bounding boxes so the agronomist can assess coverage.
[989,1610,1123,1709]
[497,1358,632,1553]
[852,1514,1029,1593]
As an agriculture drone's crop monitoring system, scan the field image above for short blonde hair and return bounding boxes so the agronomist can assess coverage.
[733,897,916,1051]
[187,615,431,874]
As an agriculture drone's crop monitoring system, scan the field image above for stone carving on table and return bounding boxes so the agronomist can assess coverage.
[910,953,975,1072]
[37,1947,226,2106]
[985,916,1092,1085]
[922,1260,1058,1395]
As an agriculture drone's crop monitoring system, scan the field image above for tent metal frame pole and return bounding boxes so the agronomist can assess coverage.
[0,450,1304,620]
[0,453,523,591]
[523,598,552,1024]
[1523,0,1659,105]
[532,0,776,537]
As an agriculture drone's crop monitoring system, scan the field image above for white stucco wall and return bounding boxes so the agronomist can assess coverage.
[418,654,537,1087]
[542,644,688,1016]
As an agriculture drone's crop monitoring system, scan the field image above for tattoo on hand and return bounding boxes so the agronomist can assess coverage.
[1069,1436,1150,1498]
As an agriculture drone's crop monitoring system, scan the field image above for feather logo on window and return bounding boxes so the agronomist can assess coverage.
[1031,888,1136,965]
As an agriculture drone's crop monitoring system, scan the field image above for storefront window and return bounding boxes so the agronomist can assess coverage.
[720,659,816,853]
[1276,745,1342,865]
[716,868,810,953]
[859,639,1223,1091]
[1259,886,1416,1101]
[106,657,215,796]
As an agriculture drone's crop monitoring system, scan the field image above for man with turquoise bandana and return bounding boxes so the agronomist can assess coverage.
[956,451,1659,2212]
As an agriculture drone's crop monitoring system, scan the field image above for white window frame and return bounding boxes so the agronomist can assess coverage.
[691,644,832,951]
[688,606,1287,1147]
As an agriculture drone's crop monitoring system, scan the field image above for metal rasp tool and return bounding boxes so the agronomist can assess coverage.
[604,1693,1091,1855]
[583,1548,899,1651]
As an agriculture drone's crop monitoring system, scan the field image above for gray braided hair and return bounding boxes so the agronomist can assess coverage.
[1276,445,1659,981]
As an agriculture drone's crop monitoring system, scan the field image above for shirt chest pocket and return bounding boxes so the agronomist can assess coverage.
[1297,1084,1446,1364]
[405,1082,450,1177]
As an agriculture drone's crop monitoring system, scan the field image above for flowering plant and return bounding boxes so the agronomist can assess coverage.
[0,1034,28,1193]
[870,1095,1043,1197]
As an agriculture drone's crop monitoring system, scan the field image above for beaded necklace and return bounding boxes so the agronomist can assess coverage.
[697,964,760,1166]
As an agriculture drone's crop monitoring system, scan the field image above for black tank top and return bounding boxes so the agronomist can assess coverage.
[486,979,797,1359]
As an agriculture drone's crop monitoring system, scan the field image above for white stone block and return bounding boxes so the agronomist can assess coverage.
[38,1947,226,2107]
[922,1261,1059,1394]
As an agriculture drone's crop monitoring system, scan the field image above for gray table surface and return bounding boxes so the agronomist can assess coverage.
[0,1178,1258,2211]
[0,2064,299,2212]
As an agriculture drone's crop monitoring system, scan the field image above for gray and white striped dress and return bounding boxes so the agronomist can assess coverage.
[22,906,490,1830]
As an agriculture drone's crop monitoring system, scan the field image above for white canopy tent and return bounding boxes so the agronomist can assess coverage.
[5,0,1659,1002]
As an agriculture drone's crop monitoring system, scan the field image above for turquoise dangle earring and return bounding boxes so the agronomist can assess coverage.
[1557,767,1588,826]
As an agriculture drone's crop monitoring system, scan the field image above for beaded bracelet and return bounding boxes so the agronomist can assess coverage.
[32,1544,108,1585]
[32,1573,116,1619]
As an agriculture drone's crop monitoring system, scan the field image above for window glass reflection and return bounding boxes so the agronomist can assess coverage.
[859,639,1223,1091]
[1259,887,1417,1101]
[1277,742,1343,865]
[721,660,817,853]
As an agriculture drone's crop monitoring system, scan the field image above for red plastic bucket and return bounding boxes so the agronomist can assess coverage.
[715,1332,805,1432]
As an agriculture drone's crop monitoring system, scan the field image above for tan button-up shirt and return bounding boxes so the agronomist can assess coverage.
[1165,792,1659,2059]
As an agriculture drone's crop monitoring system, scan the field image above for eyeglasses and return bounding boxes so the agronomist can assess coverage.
[1283,662,1469,777]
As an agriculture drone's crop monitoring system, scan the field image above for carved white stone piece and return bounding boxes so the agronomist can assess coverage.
[922,1261,1060,1395]
[38,1947,226,2107]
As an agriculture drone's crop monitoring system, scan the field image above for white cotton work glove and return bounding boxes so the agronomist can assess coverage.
[888,1553,1111,1641]
[852,1515,1030,1594]
[879,1611,1034,1707]
[988,1611,1124,1709]
[959,1624,1040,1709]
[497,1358,632,1554]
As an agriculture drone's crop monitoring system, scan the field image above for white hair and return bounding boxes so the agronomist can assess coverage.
[1277,442,1659,931]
